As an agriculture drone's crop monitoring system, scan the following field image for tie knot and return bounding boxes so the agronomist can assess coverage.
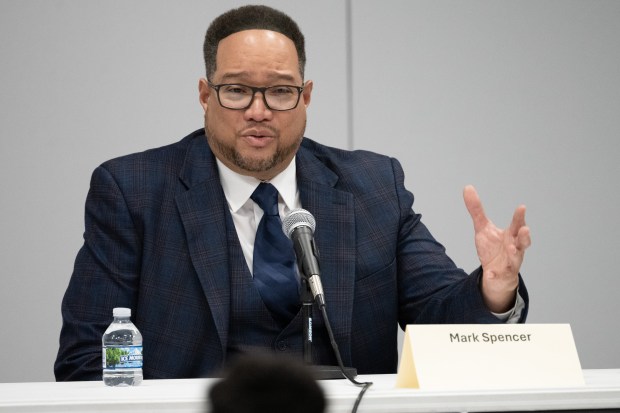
[251,183,280,216]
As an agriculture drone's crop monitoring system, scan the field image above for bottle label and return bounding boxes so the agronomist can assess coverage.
[102,345,143,369]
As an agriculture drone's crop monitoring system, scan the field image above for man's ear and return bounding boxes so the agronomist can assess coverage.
[301,80,313,108]
[198,78,211,111]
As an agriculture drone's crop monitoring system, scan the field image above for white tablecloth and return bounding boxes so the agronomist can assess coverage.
[1,369,619,412]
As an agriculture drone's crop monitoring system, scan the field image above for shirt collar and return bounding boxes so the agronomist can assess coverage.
[216,157,298,213]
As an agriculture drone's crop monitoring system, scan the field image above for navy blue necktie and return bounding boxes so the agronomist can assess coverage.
[251,183,300,326]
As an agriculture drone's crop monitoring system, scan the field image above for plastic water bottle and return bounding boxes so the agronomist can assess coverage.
[102,307,143,386]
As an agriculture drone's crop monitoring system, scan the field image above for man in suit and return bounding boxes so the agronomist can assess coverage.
[55,5,531,381]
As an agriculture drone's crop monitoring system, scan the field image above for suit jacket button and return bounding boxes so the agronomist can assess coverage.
[277,340,288,351]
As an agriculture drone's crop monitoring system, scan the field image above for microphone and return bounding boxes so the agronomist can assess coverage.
[282,209,326,307]
[282,208,362,382]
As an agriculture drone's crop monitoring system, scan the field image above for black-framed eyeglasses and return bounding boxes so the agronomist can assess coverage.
[208,81,305,111]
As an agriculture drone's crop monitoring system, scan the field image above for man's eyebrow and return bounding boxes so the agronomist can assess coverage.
[218,71,300,84]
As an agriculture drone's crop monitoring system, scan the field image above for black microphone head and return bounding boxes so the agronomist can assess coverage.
[282,208,316,239]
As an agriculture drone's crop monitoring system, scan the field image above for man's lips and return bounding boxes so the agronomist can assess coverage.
[244,134,270,139]
[240,128,276,147]
[241,128,274,138]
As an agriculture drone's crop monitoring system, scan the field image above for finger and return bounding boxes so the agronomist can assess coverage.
[516,226,531,251]
[508,205,527,237]
[463,185,489,233]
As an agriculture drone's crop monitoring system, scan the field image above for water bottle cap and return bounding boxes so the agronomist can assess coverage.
[113,307,131,317]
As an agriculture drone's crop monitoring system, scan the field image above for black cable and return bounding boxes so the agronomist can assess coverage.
[320,305,373,413]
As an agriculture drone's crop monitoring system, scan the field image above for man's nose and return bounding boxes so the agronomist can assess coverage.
[244,91,272,121]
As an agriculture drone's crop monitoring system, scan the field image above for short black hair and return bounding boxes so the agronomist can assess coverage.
[208,354,325,413]
[203,5,306,80]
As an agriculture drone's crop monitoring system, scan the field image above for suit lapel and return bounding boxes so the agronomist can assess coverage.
[175,135,230,354]
[296,145,356,366]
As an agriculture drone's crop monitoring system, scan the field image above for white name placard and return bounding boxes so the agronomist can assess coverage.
[396,324,584,390]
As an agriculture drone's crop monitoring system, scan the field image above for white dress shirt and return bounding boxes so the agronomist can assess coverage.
[216,158,301,275]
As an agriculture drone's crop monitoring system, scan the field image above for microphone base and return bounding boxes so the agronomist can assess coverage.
[310,364,357,380]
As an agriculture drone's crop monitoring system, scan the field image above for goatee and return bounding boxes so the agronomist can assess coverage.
[206,123,304,175]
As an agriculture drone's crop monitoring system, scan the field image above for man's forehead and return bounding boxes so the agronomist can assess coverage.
[218,29,294,47]
[213,30,302,83]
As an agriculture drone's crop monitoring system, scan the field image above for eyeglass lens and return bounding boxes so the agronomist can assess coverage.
[217,84,301,110]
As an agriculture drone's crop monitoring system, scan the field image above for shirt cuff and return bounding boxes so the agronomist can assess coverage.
[491,290,525,323]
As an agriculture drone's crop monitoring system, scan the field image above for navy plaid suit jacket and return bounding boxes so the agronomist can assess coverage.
[55,129,528,380]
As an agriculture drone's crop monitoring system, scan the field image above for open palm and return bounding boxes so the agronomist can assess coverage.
[463,185,531,312]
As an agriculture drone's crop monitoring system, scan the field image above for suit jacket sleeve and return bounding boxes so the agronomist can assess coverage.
[390,158,529,326]
[55,164,142,381]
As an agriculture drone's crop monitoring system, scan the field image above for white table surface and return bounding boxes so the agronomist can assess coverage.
[1,369,619,412]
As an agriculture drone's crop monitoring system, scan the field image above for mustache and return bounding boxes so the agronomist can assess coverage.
[239,123,278,135]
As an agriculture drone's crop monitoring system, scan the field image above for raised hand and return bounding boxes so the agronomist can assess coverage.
[463,185,531,313]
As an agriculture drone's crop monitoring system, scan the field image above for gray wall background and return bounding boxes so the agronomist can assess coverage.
[0,1,618,383]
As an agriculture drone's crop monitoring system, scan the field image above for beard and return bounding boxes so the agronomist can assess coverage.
[205,120,305,175]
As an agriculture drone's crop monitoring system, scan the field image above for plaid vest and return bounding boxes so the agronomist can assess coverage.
[224,209,338,366]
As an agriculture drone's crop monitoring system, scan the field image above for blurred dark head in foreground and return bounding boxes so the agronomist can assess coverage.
[208,354,326,413]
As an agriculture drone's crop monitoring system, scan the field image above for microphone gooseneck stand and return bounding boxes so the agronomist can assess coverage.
[283,208,372,412]
[301,279,355,379]
[301,278,373,413]
[302,279,313,365]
